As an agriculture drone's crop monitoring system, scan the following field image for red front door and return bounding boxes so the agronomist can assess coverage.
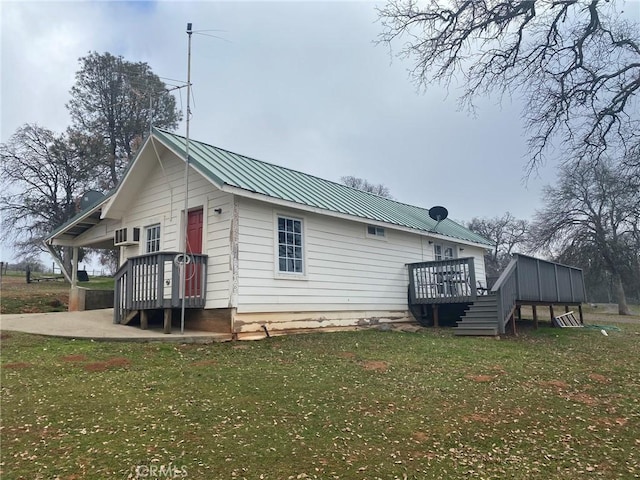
[185,208,203,297]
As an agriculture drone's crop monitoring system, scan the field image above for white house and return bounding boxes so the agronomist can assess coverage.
[47,128,494,338]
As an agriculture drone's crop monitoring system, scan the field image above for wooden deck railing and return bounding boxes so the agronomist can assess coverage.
[513,254,586,304]
[491,254,586,334]
[492,257,518,334]
[114,252,207,324]
[408,257,479,304]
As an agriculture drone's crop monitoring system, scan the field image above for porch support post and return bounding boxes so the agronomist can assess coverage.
[578,304,584,324]
[71,247,79,287]
[549,305,555,325]
[43,242,72,283]
[532,305,538,329]
[432,304,439,328]
[68,247,81,311]
[140,310,148,330]
[164,309,172,334]
[511,313,516,335]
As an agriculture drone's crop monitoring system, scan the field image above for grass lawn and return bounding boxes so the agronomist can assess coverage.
[2,320,639,479]
[1,273,114,314]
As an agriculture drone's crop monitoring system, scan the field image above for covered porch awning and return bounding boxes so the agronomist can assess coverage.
[44,193,119,282]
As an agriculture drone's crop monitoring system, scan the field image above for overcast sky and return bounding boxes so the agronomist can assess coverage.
[1,0,560,262]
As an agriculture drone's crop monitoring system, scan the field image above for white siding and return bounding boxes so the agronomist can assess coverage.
[236,198,488,317]
[117,150,233,308]
[73,218,122,247]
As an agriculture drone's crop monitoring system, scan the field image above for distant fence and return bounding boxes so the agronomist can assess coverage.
[0,262,111,277]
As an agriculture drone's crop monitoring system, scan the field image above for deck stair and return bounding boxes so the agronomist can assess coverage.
[408,253,586,337]
[455,295,500,336]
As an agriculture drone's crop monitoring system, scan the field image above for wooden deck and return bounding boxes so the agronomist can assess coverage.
[114,252,208,330]
[408,254,587,336]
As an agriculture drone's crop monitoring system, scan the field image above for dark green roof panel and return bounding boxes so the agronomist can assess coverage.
[154,128,493,246]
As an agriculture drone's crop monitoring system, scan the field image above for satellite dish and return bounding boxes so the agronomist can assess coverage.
[428,206,448,222]
[79,190,104,210]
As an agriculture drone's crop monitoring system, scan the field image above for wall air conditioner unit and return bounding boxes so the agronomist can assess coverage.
[114,227,140,246]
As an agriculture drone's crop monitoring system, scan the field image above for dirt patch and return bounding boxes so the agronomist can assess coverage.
[3,362,32,369]
[465,374,494,383]
[361,360,388,372]
[337,352,356,359]
[232,344,250,350]
[60,354,89,363]
[565,392,599,406]
[0,332,11,340]
[106,357,130,367]
[588,373,611,383]
[596,417,628,427]
[539,380,570,390]
[462,413,494,423]
[411,431,429,443]
[83,357,131,372]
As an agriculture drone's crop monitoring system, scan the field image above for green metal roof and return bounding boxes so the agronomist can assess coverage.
[45,191,113,243]
[154,128,493,246]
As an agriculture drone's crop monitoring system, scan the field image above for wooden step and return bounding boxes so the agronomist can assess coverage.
[121,310,139,325]
[462,311,498,319]
[455,326,499,336]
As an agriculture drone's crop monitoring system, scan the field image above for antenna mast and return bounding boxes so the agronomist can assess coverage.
[180,22,193,335]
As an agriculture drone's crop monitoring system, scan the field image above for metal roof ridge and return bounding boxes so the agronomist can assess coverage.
[153,128,442,214]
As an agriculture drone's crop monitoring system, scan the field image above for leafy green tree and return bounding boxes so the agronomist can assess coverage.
[67,51,180,188]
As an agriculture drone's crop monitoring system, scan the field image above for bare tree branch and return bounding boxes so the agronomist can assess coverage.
[378,0,640,173]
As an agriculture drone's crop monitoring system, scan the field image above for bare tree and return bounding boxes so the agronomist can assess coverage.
[378,1,640,173]
[467,212,529,277]
[68,52,180,189]
[530,158,639,314]
[0,124,98,272]
[340,176,393,198]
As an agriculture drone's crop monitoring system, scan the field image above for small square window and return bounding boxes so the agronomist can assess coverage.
[367,225,385,237]
[434,243,454,260]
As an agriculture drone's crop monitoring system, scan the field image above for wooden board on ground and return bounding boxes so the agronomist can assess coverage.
[553,311,583,328]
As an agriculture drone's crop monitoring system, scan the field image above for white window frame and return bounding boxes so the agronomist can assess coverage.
[434,243,455,261]
[366,224,386,239]
[275,214,305,277]
[145,224,161,253]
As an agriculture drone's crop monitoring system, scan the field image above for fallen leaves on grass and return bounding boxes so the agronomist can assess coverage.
[60,354,88,363]
[465,374,494,383]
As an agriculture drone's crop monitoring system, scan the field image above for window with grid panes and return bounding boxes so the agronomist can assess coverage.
[145,224,161,253]
[277,216,303,274]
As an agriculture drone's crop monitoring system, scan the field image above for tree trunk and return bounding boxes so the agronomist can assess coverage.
[613,273,631,315]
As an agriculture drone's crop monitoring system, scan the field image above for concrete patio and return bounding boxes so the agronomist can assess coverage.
[0,309,232,343]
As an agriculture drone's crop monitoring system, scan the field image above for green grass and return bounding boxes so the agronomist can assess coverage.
[2,326,639,479]
[1,274,114,314]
